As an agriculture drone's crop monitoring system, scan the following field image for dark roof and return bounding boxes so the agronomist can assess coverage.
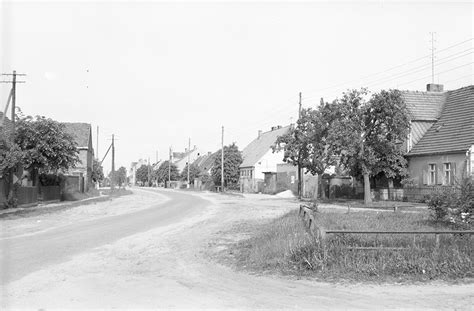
[62,123,92,149]
[194,151,218,172]
[408,85,474,156]
[401,91,446,121]
[240,125,290,168]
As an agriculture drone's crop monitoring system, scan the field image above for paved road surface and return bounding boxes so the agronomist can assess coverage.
[0,189,207,283]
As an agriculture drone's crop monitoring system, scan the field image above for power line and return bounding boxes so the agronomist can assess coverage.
[302,37,474,99]
[399,61,474,86]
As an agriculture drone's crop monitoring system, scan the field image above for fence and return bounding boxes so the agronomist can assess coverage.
[39,186,61,202]
[17,186,38,205]
[299,204,473,251]
[330,185,468,202]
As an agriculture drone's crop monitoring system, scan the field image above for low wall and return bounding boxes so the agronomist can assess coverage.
[17,186,38,205]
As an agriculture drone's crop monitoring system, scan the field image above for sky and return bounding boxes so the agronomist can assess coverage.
[1,0,473,174]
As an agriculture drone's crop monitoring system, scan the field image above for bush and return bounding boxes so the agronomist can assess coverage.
[427,179,474,226]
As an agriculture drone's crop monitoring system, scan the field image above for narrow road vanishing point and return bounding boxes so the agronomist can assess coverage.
[1,189,473,309]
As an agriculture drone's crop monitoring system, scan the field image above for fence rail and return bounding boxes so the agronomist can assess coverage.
[299,204,473,249]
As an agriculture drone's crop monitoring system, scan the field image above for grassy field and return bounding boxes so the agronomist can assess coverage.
[231,209,473,282]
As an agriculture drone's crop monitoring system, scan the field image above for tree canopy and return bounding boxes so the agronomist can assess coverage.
[154,161,179,183]
[91,159,104,183]
[328,88,410,203]
[211,143,242,187]
[114,166,127,187]
[135,164,150,185]
[14,115,79,174]
[180,163,202,183]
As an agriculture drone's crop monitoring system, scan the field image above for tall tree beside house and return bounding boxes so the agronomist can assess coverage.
[180,163,202,183]
[91,158,104,184]
[211,143,243,188]
[273,102,339,200]
[0,132,23,179]
[154,161,180,183]
[328,89,410,204]
[14,115,79,181]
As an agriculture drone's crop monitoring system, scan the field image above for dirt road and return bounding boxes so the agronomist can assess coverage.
[1,188,472,310]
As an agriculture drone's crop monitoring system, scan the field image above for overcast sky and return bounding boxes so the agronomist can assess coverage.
[1,0,473,174]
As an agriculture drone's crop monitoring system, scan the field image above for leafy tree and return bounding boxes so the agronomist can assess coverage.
[136,164,150,185]
[154,161,179,183]
[14,115,79,178]
[180,163,202,183]
[91,159,104,183]
[0,132,23,180]
[328,89,409,204]
[114,166,127,187]
[211,143,243,187]
[273,102,338,199]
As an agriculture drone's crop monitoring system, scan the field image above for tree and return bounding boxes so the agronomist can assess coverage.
[273,102,338,200]
[91,159,104,184]
[114,166,127,187]
[180,163,202,183]
[135,164,150,185]
[211,143,243,187]
[328,89,409,204]
[14,115,79,179]
[0,132,23,180]
[154,161,179,184]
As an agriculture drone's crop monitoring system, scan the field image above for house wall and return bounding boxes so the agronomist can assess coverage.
[254,149,286,181]
[407,152,468,187]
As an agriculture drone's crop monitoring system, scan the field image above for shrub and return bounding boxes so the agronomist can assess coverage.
[427,179,474,226]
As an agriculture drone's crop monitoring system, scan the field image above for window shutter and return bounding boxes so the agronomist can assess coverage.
[452,162,456,185]
[422,168,428,185]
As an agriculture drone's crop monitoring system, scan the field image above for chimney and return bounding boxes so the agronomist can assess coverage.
[258,130,262,139]
[426,83,444,92]
[193,145,196,150]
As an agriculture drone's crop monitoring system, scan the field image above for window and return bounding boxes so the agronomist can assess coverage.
[444,163,451,185]
[429,164,436,185]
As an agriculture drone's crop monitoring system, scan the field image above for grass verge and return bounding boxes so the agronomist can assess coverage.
[230,210,473,283]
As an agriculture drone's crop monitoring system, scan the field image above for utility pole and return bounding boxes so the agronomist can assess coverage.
[147,157,151,186]
[1,70,26,131]
[430,32,437,84]
[111,134,115,190]
[221,126,224,192]
[168,146,172,187]
[187,137,191,187]
[96,126,99,160]
[297,92,302,200]
[1,70,26,200]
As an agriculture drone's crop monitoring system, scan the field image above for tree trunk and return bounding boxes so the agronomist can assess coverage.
[363,171,372,205]
[313,173,319,201]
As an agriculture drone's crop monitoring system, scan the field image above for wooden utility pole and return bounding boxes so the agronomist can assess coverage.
[168,146,172,187]
[96,126,99,160]
[147,157,151,186]
[1,70,26,131]
[298,92,302,200]
[111,134,115,190]
[221,126,224,192]
[187,137,191,187]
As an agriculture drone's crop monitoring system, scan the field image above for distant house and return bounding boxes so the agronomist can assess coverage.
[172,146,204,173]
[63,123,94,191]
[405,85,474,187]
[239,125,290,192]
[193,151,218,175]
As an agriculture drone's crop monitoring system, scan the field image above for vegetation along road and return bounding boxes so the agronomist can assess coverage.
[1,189,472,309]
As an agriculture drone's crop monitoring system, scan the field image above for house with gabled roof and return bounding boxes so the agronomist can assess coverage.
[193,151,218,175]
[405,85,474,187]
[63,123,94,191]
[401,85,447,153]
[239,125,291,192]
